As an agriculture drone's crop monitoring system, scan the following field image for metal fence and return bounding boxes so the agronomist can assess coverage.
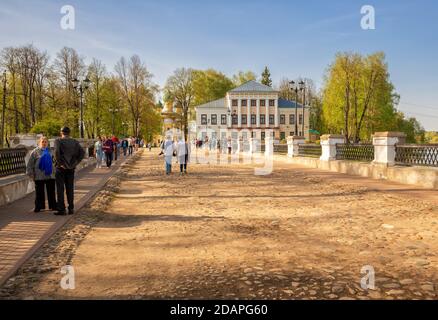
[395,144,438,167]
[298,144,322,158]
[336,144,374,162]
[273,144,288,155]
[0,148,28,177]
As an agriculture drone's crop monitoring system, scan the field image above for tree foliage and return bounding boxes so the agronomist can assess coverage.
[261,66,272,87]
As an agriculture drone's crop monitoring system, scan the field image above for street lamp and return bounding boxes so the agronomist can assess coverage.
[72,77,91,139]
[289,81,299,136]
[109,106,120,136]
[299,80,306,138]
[1,70,6,148]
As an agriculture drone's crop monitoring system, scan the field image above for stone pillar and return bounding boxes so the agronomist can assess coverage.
[265,99,269,128]
[320,134,345,161]
[247,99,251,128]
[238,99,242,128]
[287,136,305,158]
[274,99,279,128]
[256,99,260,127]
[372,132,406,166]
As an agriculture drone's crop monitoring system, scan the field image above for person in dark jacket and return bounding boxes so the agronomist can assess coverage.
[26,136,57,212]
[103,137,114,167]
[54,127,85,216]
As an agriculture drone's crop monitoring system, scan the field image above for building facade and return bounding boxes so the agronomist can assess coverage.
[195,80,310,142]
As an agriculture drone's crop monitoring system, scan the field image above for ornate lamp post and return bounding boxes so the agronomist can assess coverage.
[289,81,299,136]
[1,70,6,148]
[299,80,306,138]
[109,106,120,136]
[72,77,91,139]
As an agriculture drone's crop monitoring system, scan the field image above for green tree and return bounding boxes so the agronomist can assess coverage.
[30,118,63,137]
[232,71,256,86]
[261,66,272,87]
[192,69,234,107]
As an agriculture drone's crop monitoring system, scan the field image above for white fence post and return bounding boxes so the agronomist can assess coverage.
[320,134,345,161]
[372,132,406,166]
[287,136,305,157]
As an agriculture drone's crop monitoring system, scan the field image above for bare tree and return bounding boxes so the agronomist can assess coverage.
[115,55,156,137]
[164,68,195,138]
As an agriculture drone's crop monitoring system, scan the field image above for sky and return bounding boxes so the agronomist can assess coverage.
[0,0,437,130]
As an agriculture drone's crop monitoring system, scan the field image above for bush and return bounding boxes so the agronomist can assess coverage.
[30,119,63,138]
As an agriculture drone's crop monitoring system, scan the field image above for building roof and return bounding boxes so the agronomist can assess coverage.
[229,80,276,93]
[195,97,226,109]
[278,98,305,109]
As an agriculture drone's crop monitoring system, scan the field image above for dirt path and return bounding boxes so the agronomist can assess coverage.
[2,150,437,300]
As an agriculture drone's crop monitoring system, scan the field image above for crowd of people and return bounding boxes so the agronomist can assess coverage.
[194,136,233,154]
[26,128,149,215]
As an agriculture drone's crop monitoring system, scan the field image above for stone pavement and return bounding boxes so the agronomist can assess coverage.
[0,155,130,286]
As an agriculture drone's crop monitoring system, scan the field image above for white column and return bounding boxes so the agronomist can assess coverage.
[274,99,279,128]
[372,132,406,166]
[265,99,269,128]
[247,99,251,128]
[320,134,345,161]
[256,98,260,127]
[238,99,242,128]
[287,136,305,157]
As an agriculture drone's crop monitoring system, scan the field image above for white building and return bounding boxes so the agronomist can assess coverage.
[195,80,310,142]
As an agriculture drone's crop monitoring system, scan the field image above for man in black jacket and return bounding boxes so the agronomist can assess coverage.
[54,127,85,216]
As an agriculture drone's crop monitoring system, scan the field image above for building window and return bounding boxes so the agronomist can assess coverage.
[290,114,295,125]
[252,131,256,138]
[269,99,275,107]
[260,115,266,125]
[242,114,247,125]
[269,115,275,125]
[241,100,248,107]
[280,115,286,125]
[221,114,227,125]
[260,100,266,107]
[280,132,286,141]
[290,132,295,136]
[251,114,257,125]
[232,114,238,125]
[299,114,303,125]
[232,99,238,107]
[201,114,208,125]
[211,114,217,125]
[251,99,257,107]
[261,132,265,141]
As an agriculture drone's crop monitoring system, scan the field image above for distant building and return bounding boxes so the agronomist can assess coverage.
[195,80,310,142]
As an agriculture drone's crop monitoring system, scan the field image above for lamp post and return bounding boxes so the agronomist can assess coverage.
[299,80,306,138]
[289,81,300,136]
[72,77,91,139]
[109,107,120,136]
[1,70,6,148]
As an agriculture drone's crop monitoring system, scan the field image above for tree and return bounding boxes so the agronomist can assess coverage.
[115,55,157,137]
[232,71,256,86]
[164,68,195,138]
[261,66,272,87]
[192,69,234,108]
[85,58,106,138]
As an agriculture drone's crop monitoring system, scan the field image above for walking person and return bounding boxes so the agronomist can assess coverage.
[176,136,191,175]
[227,138,232,155]
[54,127,85,216]
[161,135,175,175]
[103,137,114,168]
[128,136,134,156]
[111,135,120,162]
[26,136,57,213]
[121,138,129,156]
[94,136,104,169]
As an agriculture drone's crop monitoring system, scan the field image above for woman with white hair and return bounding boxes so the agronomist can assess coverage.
[161,135,176,175]
[176,136,191,175]
[26,136,57,213]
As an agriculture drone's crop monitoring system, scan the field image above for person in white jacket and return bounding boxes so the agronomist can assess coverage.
[162,135,176,175]
[176,136,191,175]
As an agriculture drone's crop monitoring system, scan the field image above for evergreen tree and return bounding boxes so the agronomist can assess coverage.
[261,66,272,87]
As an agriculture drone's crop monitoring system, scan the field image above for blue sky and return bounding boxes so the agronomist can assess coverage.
[1,0,437,130]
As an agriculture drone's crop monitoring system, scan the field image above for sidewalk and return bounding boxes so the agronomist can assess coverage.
[0,157,127,286]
